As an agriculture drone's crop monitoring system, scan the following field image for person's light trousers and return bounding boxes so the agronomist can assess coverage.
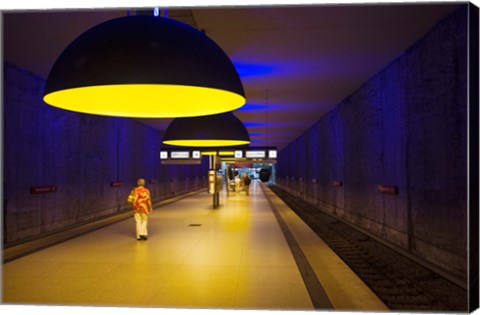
[134,212,148,238]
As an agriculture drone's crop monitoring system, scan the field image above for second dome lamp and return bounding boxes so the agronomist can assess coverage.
[43,15,245,117]
[163,112,250,147]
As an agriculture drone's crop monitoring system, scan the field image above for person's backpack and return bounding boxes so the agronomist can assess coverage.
[244,177,251,185]
[127,189,135,203]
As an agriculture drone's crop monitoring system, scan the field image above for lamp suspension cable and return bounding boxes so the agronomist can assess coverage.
[153,7,168,17]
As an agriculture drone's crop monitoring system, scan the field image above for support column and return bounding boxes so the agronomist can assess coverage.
[208,155,220,209]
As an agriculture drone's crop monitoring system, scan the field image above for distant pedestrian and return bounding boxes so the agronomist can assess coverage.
[131,178,153,240]
[243,174,251,196]
[234,175,241,192]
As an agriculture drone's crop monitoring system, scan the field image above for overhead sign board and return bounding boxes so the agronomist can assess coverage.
[246,151,266,158]
[192,151,201,159]
[171,151,190,159]
[159,147,277,163]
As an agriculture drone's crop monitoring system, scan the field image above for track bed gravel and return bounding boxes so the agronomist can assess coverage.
[269,185,467,311]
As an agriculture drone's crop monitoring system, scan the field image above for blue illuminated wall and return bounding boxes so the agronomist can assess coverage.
[276,6,469,279]
[3,63,207,244]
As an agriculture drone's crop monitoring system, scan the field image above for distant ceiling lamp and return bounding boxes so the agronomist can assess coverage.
[43,15,245,117]
[218,151,235,156]
[163,112,250,147]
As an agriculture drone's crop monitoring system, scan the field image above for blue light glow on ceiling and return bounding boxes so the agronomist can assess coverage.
[236,103,267,111]
[248,133,265,137]
[244,122,267,128]
[234,63,273,77]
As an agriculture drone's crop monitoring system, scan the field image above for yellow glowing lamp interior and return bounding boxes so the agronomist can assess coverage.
[163,140,250,147]
[201,151,218,156]
[43,84,246,117]
[218,151,234,156]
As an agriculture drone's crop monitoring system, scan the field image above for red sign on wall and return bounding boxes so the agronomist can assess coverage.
[377,184,398,195]
[30,185,57,194]
[110,182,124,187]
[332,180,343,187]
[233,163,253,168]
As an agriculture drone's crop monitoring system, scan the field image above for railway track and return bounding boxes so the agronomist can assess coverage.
[268,185,468,311]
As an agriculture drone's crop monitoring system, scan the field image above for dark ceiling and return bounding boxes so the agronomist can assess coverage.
[3,3,459,149]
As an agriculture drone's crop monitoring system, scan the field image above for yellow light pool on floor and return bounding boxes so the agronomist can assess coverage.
[43,84,245,117]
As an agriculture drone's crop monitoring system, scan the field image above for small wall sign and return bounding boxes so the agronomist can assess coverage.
[30,185,57,194]
[377,184,398,195]
[332,180,343,187]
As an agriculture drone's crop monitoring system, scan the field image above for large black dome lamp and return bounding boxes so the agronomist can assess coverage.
[43,15,245,117]
[163,112,250,147]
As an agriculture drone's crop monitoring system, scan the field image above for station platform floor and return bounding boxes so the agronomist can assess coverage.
[2,181,387,311]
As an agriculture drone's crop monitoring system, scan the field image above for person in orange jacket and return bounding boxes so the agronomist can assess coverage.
[131,178,153,240]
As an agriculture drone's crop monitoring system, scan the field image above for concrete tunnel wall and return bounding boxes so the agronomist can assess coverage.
[3,63,208,245]
[276,6,468,279]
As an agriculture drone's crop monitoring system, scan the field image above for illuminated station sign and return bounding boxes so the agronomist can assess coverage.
[160,147,277,164]
[170,151,190,159]
[246,151,266,158]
